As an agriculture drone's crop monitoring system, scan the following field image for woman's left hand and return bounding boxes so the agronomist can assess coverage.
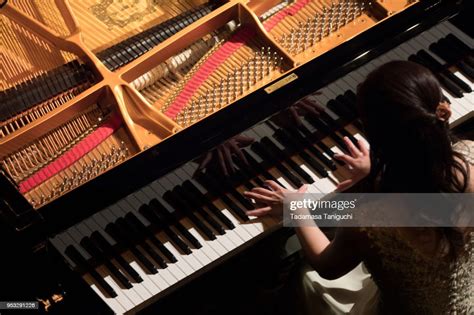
[243,181,308,219]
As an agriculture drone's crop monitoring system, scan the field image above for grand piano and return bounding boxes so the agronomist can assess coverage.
[0,0,473,314]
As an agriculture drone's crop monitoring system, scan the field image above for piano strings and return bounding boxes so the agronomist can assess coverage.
[0,0,429,218]
[1,103,135,207]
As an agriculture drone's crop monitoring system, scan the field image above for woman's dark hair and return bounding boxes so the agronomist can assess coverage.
[356,61,470,257]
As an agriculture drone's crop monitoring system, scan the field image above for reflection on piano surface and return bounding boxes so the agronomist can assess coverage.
[0,0,472,314]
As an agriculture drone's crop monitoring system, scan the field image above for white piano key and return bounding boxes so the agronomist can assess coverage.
[218,205,255,241]
[86,273,125,314]
[56,234,127,314]
[100,267,136,310]
[157,233,195,276]
[298,162,338,194]
[179,219,215,264]
[99,209,166,295]
[443,22,474,46]
[179,163,265,236]
[69,225,143,307]
[82,219,153,303]
[113,202,180,288]
[101,210,161,296]
[128,259,161,295]
[160,175,227,257]
[92,213,117,245]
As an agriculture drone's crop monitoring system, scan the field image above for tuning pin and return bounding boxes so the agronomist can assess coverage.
[225,76,231,103]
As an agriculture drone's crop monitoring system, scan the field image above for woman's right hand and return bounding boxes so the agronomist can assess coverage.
[334,137,371,191]
[243,181,308,219]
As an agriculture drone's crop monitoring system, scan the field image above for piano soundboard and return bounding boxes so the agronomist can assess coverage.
[0,0,473,314]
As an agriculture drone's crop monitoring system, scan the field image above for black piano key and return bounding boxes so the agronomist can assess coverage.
[408,54,464,98]
[139,204,192,254]
[327,99,355,122]
[432,41,474,80]
[300,99,359,144]
[105,222,158,274]
[174,186,225,235]
[65,245,117,297]
[337,93,358,117]
[274,129,329,178]
[163,190,217,240]
[431,40,472,70]
[234,169,257,190]
[124,213,177,263]
[286,127,337,170]
[181,180,235,230]
[319,111,359,145]
[233,157,266,187]
[215,158,255,190]
[260,137,315,184]
[417,50,471,93]
[203,170,255,211]
[445,34,474,67]
[116,217,167,269]
[90,231,143,283]
[80,237,132,289]
[149,199,202,249]
[304,116,349,152]
[242,150,283,185]
[296,123,344,166]
[195,173,250,222]
[251,141,303,188]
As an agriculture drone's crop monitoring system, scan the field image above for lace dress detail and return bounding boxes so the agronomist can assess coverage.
[362,140,474,314]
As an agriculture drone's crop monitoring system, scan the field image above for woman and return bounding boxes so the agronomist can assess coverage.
[243,61,473,314]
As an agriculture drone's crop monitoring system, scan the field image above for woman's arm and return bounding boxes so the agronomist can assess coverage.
[244,180,368,279]
[296,226,368,279]
[244,137,371,279]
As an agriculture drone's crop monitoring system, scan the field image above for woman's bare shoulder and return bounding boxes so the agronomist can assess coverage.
[453,140,474,192]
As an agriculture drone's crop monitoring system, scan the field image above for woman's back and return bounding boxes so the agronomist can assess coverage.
[363,140,474,314]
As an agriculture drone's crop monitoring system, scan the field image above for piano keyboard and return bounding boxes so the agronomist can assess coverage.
[311,21,474,127]
[50,20,473,314]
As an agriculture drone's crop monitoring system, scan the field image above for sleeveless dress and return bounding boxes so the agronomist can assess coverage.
[300,140,474,315]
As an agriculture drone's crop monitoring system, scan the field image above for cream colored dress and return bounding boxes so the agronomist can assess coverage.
[300,140,474,314]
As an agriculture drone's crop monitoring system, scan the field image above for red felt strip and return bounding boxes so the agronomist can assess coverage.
[19,114,123,193]
[263,0,310,32]
[164,26,256,119]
